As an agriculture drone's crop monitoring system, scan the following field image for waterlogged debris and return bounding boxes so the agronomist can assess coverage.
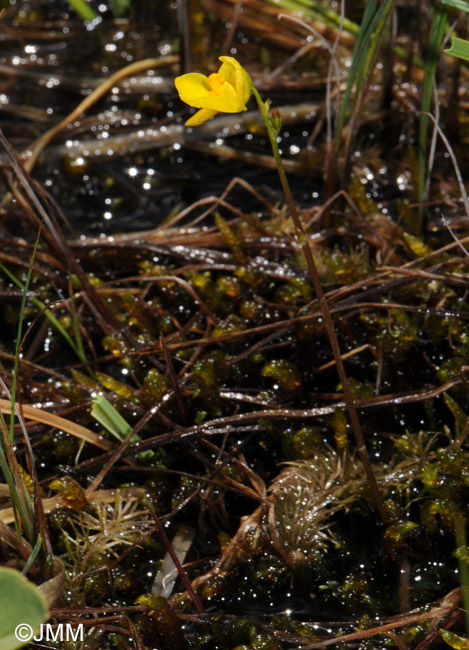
[281,426,321,459]
[274,277,311,304]
[239,299,264,320]
[216,274,243,298]
[121,291,160,333]
[211,314,245,337]
[51,104,323,162]
[143,368,171,400]
[49,476,88,510]
[71,369,102,392]
[383,520,419,550]
[215,212,249,264]
[102,334,131,359]
[317,246,371,286]
[403,232,433,258]
[261,359,301,391]
[193,352,226,414]
[443,393,468,435]
[348,173,380,216]
[332,408,348,449]
[235,265,264,286]
[136,594,188,650]
[441,629,469,649]
[96,371,139,401]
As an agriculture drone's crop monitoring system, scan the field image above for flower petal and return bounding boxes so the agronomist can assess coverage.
[239,68,252,104]
[175,73,212,108]
[194,95,246,112]
[207,73,237,98]
[217,56,237,84]
[219,56,252,104]
[185,107,219,126]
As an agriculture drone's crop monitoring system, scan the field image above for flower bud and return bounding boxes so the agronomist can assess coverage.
[270,109,283,137]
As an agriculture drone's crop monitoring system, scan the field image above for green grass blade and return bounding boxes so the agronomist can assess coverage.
[263,0,421,70]
[0,242,40,540]
[91,395,132,440]
[439,0,469,11]
[0,413,34,542]
[67,0,98,21]
[334,0,395,150]
[0,263,87,364]
[9,235,40,442]
[22,536,43,576]
[356,0,394,93]
[67,279,89,371]
[444,36,469,61]
[264,0,360,35]
[418,3,449,230]
[91,395,154,461]
[334,0,377,147]
[0,444,24,539]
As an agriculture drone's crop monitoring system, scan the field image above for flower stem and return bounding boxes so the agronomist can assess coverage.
[251,87,388,525]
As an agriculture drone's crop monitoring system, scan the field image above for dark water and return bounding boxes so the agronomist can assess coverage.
[0,0,321,236]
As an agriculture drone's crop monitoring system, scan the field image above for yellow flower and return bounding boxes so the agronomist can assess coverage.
[175,56,252,126]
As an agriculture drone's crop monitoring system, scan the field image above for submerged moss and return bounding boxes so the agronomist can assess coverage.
[3,3,469,647]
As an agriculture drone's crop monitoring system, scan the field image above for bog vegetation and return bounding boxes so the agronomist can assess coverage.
[0,1,469,649]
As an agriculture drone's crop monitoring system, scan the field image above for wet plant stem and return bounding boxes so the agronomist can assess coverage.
[252,87,388,525]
